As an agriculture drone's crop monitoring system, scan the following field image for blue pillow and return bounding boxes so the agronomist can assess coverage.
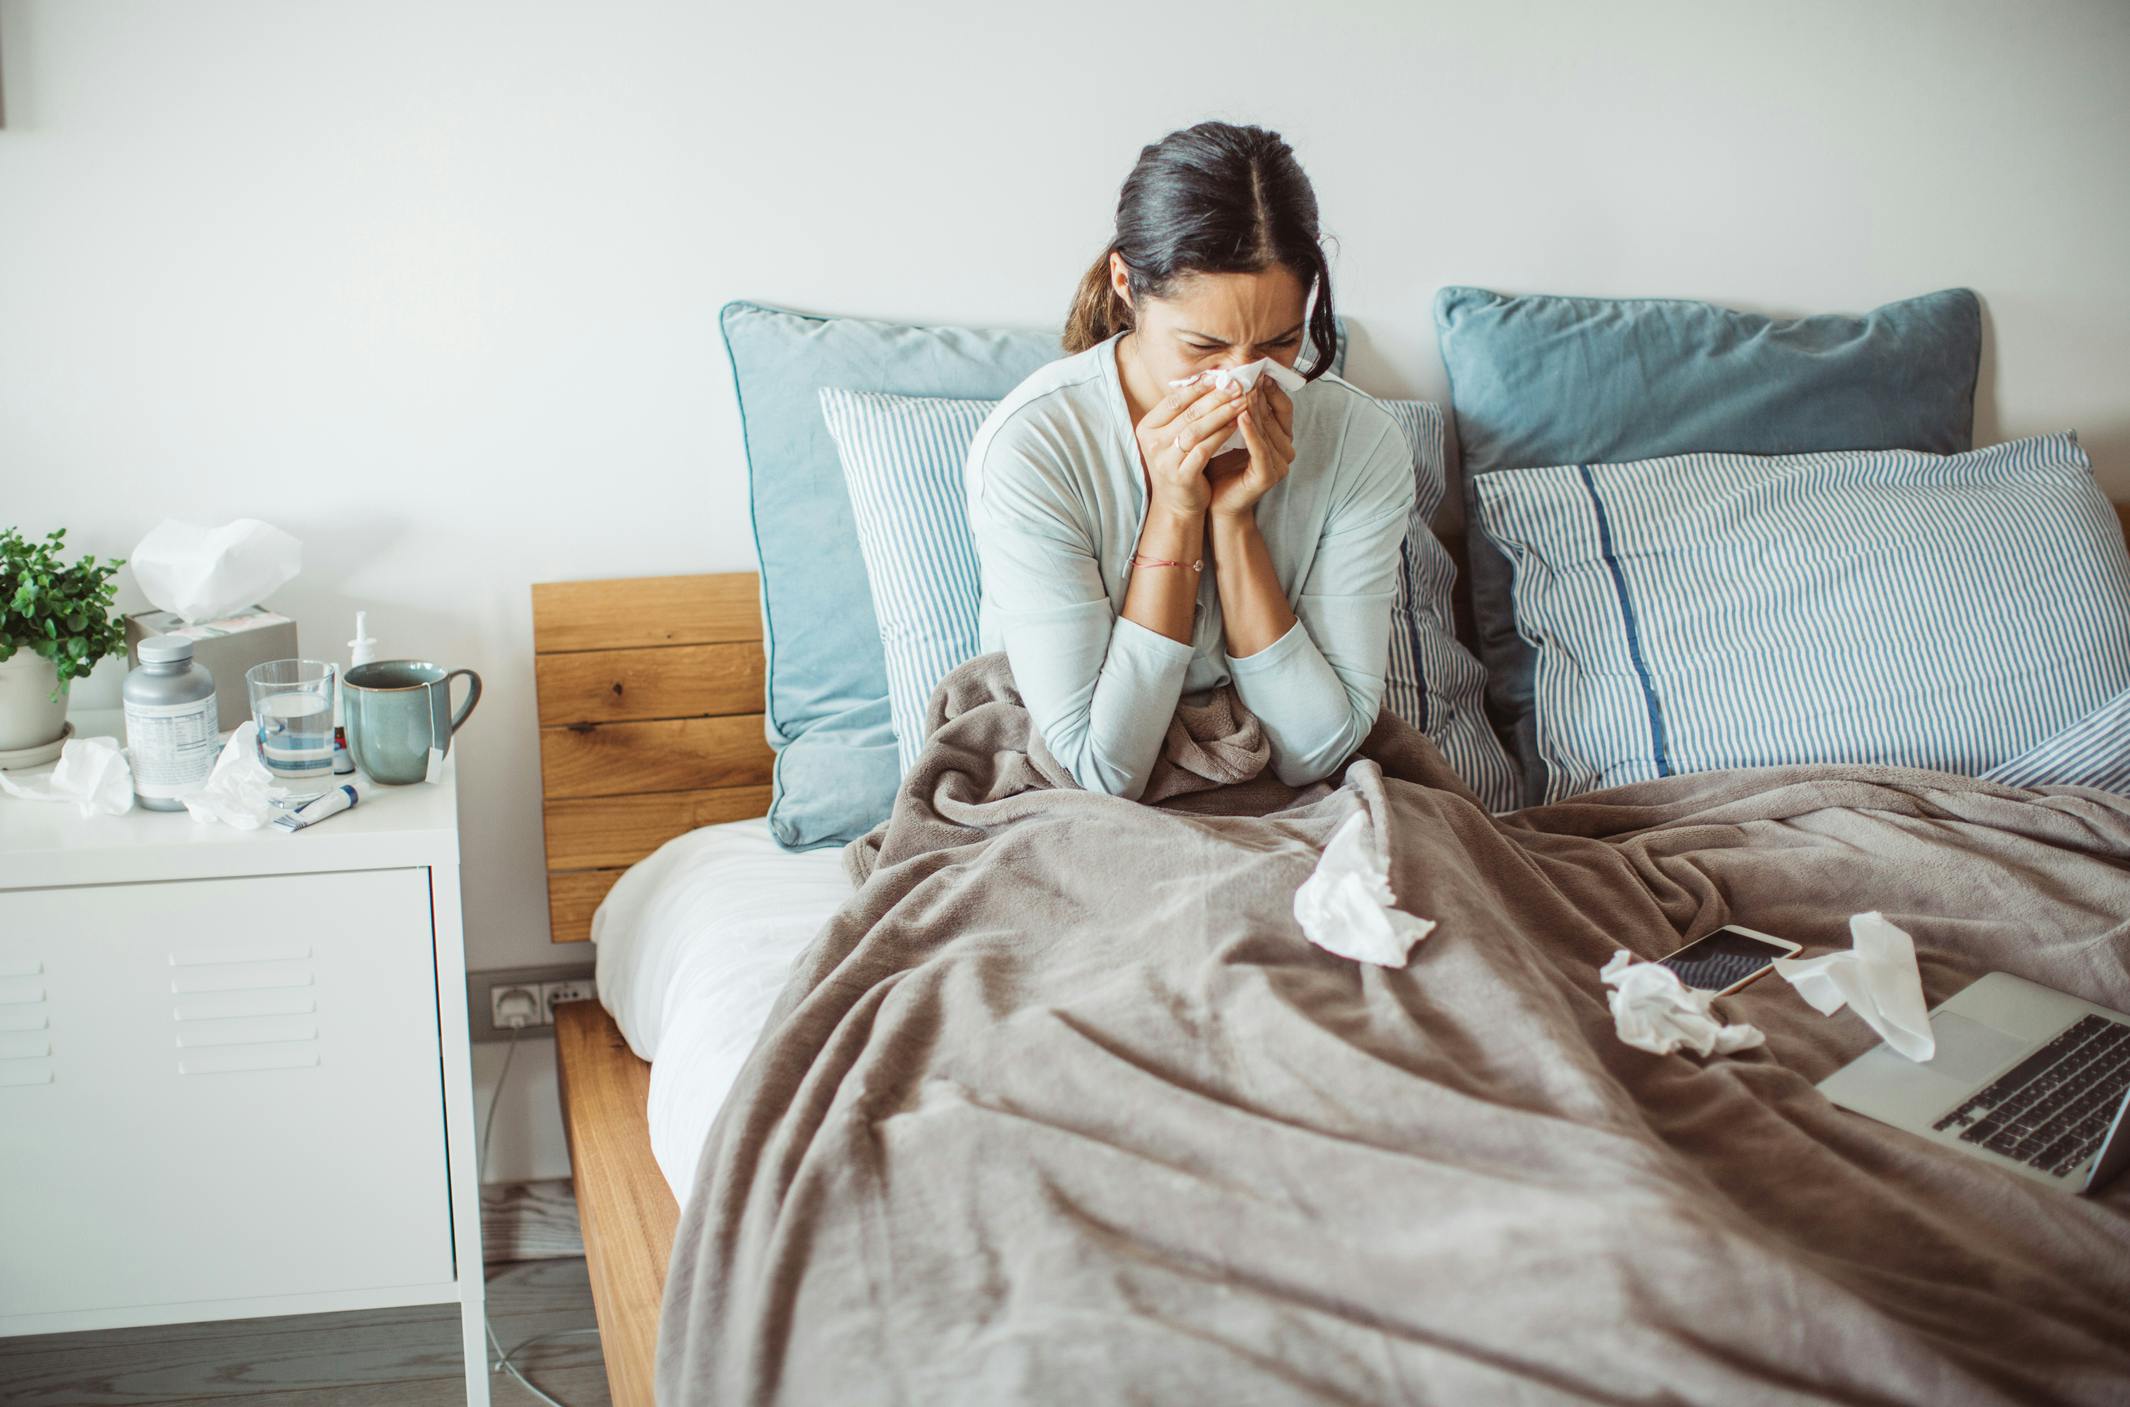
[721,301,1062,849]
[728,301,1349,848]
[818,385,1516,809]
[1471,432,2130,802]
[1435,285,1983,806]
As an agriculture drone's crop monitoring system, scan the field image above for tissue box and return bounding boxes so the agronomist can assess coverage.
[125,607,299,732]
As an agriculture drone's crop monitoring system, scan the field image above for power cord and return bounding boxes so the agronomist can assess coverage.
[479,995,600,1405]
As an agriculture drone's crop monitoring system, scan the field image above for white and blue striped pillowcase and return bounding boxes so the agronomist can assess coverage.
[817,387,993,773]
[820,385,1518,807]
[1473,431,2130,803]
[1378,400,1518,812]
[1980,686,2130,795]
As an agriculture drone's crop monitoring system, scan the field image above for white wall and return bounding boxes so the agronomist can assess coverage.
[5,0,2127,984]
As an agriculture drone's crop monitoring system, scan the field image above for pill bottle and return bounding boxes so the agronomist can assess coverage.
[123,635,218,811]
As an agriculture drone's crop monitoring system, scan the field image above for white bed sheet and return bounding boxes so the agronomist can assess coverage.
[591,817,853,1203]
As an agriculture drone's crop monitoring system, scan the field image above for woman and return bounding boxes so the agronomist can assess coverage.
[965,121,1414,800]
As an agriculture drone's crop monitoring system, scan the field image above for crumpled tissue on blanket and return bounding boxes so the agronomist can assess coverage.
[1599,951,1767,1058]
[1293,809,1436,967]
[1166,357,1308,457]
[1773,910,1936,1062]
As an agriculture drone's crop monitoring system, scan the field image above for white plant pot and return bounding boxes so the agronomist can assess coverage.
[0,650,71,752]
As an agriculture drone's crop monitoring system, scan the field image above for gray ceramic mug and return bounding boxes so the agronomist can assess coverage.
[343,660,482,784]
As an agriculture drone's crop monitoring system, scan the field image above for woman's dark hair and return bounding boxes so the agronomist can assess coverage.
[1064,121,1337,380]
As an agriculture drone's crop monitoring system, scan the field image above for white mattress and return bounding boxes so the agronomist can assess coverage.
[591,818,853,1203]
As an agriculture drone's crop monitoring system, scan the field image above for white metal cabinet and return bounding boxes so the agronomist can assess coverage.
[0,716,487,1405]
[0,868,452,1317]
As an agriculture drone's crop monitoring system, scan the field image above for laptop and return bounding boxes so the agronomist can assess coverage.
[1818,972,2130,1195]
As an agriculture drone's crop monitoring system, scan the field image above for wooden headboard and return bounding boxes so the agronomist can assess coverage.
[532,573,774,941]
[531,502,2130,943]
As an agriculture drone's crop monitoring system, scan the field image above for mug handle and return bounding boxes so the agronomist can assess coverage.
[445,669,483,734]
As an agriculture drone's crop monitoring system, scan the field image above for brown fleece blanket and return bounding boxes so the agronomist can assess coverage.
[659,652,2130,1405]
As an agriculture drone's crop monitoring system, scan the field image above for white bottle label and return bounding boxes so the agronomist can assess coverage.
[125,698,219,798]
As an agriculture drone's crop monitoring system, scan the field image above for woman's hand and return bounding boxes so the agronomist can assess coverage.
[1206,378,1294,523]
[1134,377,1250,519]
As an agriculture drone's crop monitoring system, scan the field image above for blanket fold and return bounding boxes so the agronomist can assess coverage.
[666,650,2130,1407]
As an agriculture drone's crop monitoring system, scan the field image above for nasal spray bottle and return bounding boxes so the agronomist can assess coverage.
[331,612,378,776]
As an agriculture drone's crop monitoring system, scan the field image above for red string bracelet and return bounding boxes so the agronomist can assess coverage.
[1130,552,1203,572]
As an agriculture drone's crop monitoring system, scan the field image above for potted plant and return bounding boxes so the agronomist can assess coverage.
[0,527,127,758]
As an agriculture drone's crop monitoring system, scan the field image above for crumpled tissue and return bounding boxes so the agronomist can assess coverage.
[131,518,303,624]
[1293,809,1436,967]
[1166,357,1309,457]
[182,729,289,829]
[0,735,135,816]
[1599,950,1767,1058]
[1772,911,1935,1062]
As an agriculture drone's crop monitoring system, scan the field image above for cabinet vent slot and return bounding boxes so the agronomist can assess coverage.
[0,952,53,1088]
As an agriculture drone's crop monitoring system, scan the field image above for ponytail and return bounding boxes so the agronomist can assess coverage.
[1062,241,1131,355]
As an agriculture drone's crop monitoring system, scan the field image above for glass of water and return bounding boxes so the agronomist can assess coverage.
[246,659,338,802]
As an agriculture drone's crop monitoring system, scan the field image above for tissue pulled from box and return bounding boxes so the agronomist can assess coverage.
[1293,809,1436,967]
[131,519,302,624]
[0,735,135,816]
[1772,911,1935,1062]
[1166,357,1309,457]
[1599,950,1766,1057]
[183,729,289,829]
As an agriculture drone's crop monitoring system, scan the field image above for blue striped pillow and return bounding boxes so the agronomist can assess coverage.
[1473,431,2130,802]
[819,386,1516,807]
[1981,687,2130,795]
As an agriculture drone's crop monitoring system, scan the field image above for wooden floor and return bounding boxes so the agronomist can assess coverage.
[0,1258,611,1407]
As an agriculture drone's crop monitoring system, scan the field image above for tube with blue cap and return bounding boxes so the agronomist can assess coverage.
[274,781,361,832]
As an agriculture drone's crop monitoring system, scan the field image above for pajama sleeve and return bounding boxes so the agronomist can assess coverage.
[969,435,1194,801]
[1223,414,1414,787]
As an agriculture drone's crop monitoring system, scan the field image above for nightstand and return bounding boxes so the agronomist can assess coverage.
[0,710,492,1407]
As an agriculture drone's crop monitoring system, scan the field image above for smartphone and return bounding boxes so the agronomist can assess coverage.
[1656,924,1803,996]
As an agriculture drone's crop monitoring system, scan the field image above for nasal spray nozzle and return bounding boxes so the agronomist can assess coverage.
[331,612,379,777]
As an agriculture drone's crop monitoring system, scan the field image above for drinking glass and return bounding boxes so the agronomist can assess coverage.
[245,659,337,801]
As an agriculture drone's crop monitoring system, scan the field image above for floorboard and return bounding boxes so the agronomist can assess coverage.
[0,1258,610,1407]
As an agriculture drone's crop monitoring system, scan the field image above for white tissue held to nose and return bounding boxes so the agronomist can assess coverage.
[1771,911,1936,1062]
[1598,951,1767,1058]
[1293,808,1436,968]
[1166,357,1310,458]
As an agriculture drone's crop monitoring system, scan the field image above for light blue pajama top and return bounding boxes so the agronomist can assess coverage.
[963,329,1416,800]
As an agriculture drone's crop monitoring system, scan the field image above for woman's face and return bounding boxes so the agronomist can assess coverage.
[1109,255,1310,388]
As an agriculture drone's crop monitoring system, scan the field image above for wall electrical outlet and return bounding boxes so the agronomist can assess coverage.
[470,961,596,1041]
[541,978,597,1023]
[490,984,543,1031]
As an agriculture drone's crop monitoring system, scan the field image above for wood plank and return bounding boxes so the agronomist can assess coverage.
[536,642,764,726]
[555,1001,674,1407]
[538,714,773,801]
[0,1258,605,1405]
[483,1178,585,1264]
[548,870,624,944]
[532,573,760,654]
[544,785,774,872]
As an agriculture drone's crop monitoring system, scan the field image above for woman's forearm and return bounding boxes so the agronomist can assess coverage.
[1208,513,1297,658]
[1121,505,1206,645]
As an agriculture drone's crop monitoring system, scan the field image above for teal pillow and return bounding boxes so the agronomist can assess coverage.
[1434,285,1982,806]
[722,301,1349,848]
[721,301,1062,849]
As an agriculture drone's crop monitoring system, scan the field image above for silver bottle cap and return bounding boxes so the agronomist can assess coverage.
[136,635,196,665]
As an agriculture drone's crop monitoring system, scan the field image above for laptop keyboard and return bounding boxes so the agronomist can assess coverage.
[1931,1014,2130,1178]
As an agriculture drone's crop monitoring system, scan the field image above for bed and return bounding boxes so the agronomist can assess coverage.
[541,504,2130,1407]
